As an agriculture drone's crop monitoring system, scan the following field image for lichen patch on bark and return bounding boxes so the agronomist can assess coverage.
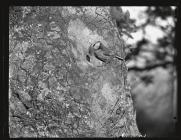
[67,18,108,70]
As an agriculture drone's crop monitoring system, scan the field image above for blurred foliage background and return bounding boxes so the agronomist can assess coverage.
[122,6,177,137]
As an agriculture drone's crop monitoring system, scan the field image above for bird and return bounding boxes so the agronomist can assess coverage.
[88,41,124,63]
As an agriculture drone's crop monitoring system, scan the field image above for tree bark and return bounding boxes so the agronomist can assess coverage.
[9,6,141,137]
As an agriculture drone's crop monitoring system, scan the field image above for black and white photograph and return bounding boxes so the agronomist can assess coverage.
[8,6,177,137]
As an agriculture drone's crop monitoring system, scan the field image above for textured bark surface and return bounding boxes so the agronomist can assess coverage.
[9,6,141,137]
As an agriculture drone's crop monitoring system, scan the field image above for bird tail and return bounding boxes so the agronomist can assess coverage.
[115,55,124,61]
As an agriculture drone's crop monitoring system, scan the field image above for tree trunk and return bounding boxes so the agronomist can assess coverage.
[9,6,141,137]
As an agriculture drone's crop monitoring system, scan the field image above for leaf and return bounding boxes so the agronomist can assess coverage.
[110,7,124,21]
[125,10,130,21]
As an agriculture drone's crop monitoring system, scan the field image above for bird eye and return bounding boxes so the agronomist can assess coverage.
[93,41,101,49]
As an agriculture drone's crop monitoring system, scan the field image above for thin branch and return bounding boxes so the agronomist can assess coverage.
[128,61,173,71]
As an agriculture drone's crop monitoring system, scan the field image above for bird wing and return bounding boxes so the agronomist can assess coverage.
[94,50,109,62]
